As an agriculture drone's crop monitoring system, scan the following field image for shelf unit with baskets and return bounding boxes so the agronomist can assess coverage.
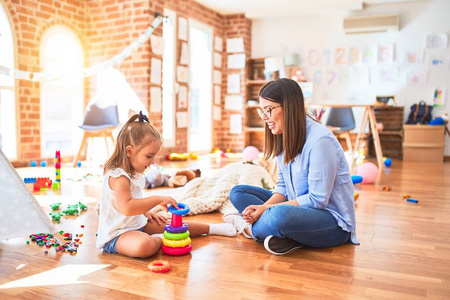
[368,106,404,159]
[244,58,267,151]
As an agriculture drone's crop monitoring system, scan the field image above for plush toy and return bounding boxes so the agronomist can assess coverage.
[145,167,201,189]
[145,168,170,189]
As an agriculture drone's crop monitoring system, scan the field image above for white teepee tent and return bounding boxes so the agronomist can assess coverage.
[0,150,57,240]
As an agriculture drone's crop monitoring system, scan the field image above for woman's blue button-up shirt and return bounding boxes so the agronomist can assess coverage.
[273,116,359,244]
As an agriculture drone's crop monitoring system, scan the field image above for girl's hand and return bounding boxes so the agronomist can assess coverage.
[144,211,167,225]
[243,205,268,223]
[159,196,178,211]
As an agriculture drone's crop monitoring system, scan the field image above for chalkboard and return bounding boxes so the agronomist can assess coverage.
[376,95,396,106]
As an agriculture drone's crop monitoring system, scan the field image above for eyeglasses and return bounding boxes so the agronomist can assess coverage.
[256,105,281,119]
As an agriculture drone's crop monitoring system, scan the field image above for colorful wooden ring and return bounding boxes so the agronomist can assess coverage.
[164,230,190,240]
[147,260,171,273]
[165,223,189,233]
[161,244,192,256]
[162,237,191,248]
[168,203,190,215]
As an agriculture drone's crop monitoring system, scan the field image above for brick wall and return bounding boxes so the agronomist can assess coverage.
[3,0,86,161]
[219,14,251,152]
[2,0,252,163]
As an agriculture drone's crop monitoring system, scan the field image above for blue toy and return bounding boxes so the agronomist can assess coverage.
[384,158,392,167]
[40,161,47,167]
[24,177,37,184]
[30,161,37,167]
[429,117,445,125]
[77,161,82,167]
[351,175,363,184]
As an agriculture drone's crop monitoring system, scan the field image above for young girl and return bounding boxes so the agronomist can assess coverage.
[96,112,236,258]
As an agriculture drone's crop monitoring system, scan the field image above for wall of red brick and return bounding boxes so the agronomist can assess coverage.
[2,0,86,161]
[2,0,251,163]
[219,14,251,152]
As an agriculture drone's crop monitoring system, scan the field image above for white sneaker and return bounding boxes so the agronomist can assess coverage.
[222,213,252,238]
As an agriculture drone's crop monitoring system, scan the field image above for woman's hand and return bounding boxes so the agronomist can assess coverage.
[144,210,167,225]
[159,196,178,211]
[242,206,256,224]
[242,205,269,224]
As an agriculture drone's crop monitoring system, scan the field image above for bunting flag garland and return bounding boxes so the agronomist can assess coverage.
[0,13,165,82]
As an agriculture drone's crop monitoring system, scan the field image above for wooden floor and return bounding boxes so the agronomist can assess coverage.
[1,156,450,299]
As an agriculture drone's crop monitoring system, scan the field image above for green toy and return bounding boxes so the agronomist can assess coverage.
[49,212,64,221]
[78,201,88,211]
[67,204,79,210]
[49,202,62,210]
[62,208,79,215]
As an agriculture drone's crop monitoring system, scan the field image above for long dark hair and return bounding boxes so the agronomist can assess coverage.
[259,78,306,164]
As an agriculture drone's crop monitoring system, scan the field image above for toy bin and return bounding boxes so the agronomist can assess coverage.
[402,125,445,163]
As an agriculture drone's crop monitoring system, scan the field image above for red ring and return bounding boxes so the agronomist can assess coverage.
[161,244,192,256]
[147,259,171,273]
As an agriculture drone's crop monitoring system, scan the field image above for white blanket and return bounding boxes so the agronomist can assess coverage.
[144,162,276,216]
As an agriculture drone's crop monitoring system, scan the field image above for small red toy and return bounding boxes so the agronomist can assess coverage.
[148,260,171,273]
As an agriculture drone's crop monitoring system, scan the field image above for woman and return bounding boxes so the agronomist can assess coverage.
[224,78,359,255]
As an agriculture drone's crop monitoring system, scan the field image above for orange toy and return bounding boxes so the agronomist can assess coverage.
[147,260,171,273]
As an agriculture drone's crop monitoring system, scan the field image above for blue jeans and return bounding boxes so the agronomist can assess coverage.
[229,185,350,248]
[103,226,145,254]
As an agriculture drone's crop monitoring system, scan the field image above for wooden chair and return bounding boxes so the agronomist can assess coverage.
[325,107,356,152]
[73,104,119,167]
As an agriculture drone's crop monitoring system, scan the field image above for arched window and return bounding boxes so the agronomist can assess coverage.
[0,3,17,158]
[40,26,84,157]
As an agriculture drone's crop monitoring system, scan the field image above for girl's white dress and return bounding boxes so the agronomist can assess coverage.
[96,168,147,249]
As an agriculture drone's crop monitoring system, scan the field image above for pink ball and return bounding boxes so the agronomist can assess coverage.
[242,146,260,161]
[356,162,379,184]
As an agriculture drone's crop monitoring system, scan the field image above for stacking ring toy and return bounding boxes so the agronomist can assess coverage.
[168,203,190,215]
[161,244,192,256]
[165,223,189,233]
[147,260,171,273]
[164,230,190,240]
[162,237,191,248]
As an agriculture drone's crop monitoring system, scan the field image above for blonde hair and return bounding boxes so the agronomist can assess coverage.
[104,114,163,177]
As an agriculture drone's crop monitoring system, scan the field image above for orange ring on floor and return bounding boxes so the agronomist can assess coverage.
[147,259,171,273]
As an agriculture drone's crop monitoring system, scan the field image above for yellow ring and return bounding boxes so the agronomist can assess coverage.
[162,237,191,248]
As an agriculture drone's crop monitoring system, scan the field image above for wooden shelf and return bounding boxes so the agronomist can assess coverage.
[244,126,265,132]
[246,104,260,109]
[244,57,267,151]
[368,106,404,159]
[379,130,402,136]
[247,80,268,85]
